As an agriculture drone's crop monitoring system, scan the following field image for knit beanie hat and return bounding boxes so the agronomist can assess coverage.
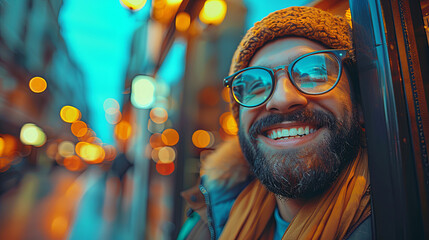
[228,6,353,123]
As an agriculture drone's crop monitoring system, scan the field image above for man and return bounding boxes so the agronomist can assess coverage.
[180,6,371,240]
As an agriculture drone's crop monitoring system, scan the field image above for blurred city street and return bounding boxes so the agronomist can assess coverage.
[0,0,343,239]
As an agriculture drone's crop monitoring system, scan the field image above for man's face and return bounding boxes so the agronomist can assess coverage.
[238,37,362,199]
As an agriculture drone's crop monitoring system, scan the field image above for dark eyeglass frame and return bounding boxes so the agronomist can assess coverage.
[223,49,350,108]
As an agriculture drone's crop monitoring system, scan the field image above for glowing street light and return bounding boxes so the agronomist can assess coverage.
[120,0,147,11]
[20,123,47,147]
[131,75,156,109]
[199,0,227,25]
[29,77,47,93]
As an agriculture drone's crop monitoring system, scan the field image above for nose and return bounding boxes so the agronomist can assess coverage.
[265,71,308,113]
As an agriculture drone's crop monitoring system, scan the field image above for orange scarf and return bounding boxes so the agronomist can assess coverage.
[220,149,371,240]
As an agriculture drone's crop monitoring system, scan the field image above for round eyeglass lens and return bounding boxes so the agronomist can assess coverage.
[231,68,273,106]
[291,52,340,94]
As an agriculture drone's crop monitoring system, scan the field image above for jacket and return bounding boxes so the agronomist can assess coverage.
[178,138,372,240]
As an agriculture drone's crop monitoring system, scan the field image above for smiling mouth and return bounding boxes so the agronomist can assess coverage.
[263,125,319,140]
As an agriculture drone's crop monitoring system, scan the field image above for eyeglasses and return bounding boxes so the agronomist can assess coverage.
[223,49,349,108]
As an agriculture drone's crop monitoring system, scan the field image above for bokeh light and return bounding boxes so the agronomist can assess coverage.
[149,133,164,148]
[192,130,211,148]
[166,0,182,4]
[60,106,81,123]
[131,75,156,109]
[29,76,47,93]
[114,121,132,140]
[199,0,227,25]
[150,107,168,124]
[151,147,161,162]
[0,137,4,156]
[63,155,86,171]
[176,12,190,32]
[158,146,176,163]
[58,141,75,158]
[0,135,17,157]
[71,121,88,137]
[161,128,179,146]
[120,0,147,11]
[76,142,105,164]
[105,111,122,125]
[156,162,175,175]
[220,112,238,135]
[20,123,47,147]
[103,98,120,112]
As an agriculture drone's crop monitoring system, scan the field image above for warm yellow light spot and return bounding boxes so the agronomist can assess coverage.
[29,76,47,93]
[150,107,168,124]
[158,146,176,163]
[115,121,132,140]
[0,137,4,156]
[156,162,175,175]
[199,0,227,25]
[51,216,68,239]
[221,87,231,102]
[166,0,182,5]
[120,0,147,11]
[192,130,211,148]
[220,112,238,135]
[58,141,75,158]
[176,12,191,32]
[76,142,105,163]
[161,129,179,146]
[131,75,156,109]
[60,106,81,123]
[71,121,88,137]
[20,123,47,147]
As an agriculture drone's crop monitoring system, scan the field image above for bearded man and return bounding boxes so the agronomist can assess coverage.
[179,6,372,240]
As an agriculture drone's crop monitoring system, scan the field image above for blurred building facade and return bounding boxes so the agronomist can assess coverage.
[0,0,88,239]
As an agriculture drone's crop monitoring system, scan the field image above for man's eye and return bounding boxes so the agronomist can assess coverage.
[248,80,266,94]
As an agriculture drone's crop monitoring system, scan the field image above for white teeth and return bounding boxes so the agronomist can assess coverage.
[267,126,316,139]
[282,129,289,137]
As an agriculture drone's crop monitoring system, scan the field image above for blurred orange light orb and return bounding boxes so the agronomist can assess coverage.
[115,121,132,140]
[161,128,179,146]
[60,106,81,123]
[29,76,47,93]
[192,130,211,148]
[176,12,190,32]
[71,121,88,137]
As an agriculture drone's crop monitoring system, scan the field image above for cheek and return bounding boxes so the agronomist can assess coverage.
[240,107,262,132]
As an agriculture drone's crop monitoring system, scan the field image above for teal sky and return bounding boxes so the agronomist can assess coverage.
[58,0,313,145]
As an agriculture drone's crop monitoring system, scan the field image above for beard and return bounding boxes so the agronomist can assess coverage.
[238,107,362,199]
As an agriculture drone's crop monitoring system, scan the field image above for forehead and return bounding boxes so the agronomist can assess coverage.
[249,37,327,68]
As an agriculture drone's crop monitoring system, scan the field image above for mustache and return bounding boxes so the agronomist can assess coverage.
[248,108,336,141]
